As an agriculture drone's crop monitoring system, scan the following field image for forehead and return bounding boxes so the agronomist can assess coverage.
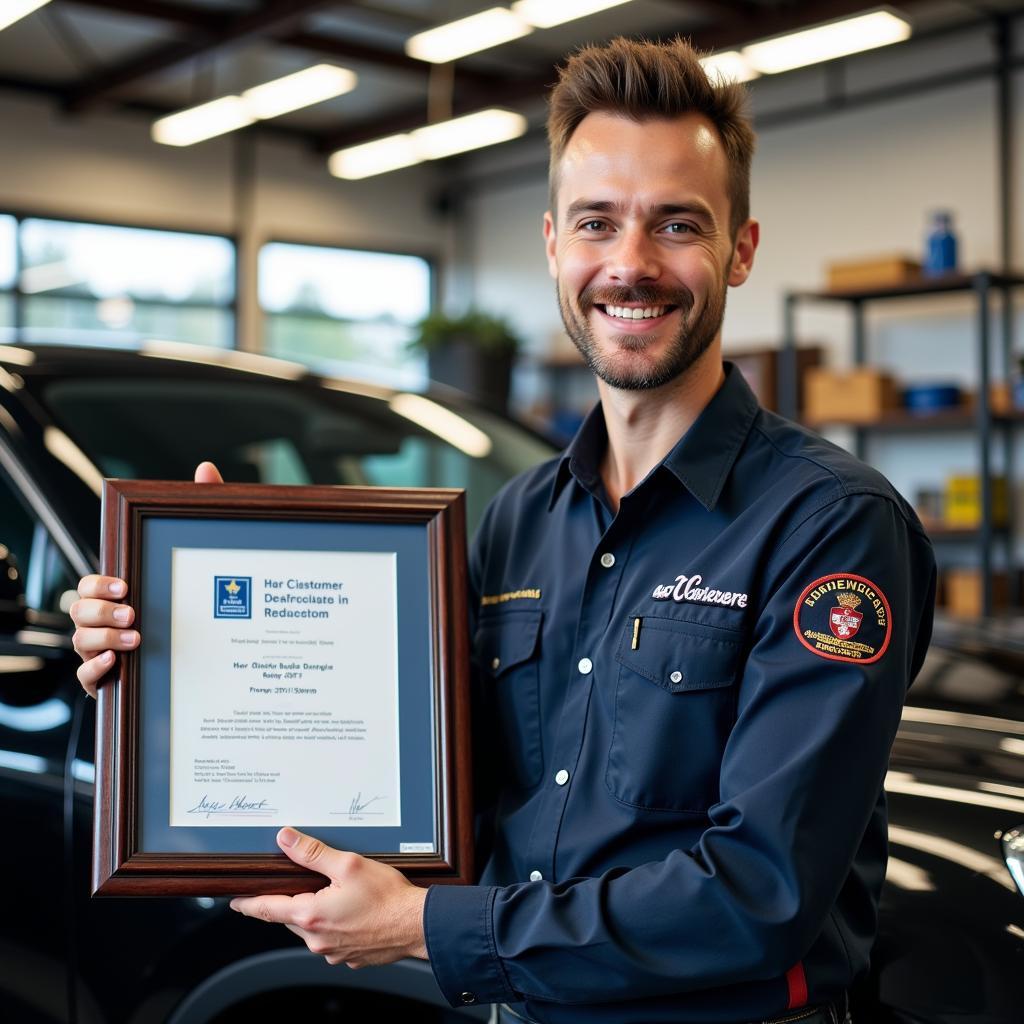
[553,111,729,218]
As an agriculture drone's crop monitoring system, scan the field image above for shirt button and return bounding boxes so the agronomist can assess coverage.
[578,657,593,674]
[491,656,501,671]
[670,670,683,684]
[599,552,615,568]
[529,870,543,881]
[555,769,569,786]
[460,992,477,1005]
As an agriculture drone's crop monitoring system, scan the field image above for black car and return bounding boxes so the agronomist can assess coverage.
[0,343,1021,1024]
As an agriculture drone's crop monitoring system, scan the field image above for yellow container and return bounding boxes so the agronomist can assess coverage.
[943,474,1009,529]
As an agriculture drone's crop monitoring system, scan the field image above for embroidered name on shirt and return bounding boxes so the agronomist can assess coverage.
[481,588,542,606]
[794,573,892,664]
[652,574,748,609]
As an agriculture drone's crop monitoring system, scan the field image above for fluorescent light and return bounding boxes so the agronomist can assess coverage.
[329,108,528,180]
[328,134,422,180]
[743,9,911,75]
[412,109,527,159]
[152,96,255,147]
[0,0,51,33]
[389,394,492,458]
[512,0,631,29]
[700,51,760,84]
[242,64,357,120]
[406,7,532,63]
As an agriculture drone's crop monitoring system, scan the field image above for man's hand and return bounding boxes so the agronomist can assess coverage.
[229,828,429,968]
[71,461,225,696]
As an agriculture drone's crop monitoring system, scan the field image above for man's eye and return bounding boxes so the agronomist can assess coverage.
[664,222,696,234]
[580,220,609,231]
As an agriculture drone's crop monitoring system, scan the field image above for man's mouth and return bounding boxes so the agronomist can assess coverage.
[594,304,678,321]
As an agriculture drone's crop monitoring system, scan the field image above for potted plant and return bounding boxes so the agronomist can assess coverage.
[411,309,521,412]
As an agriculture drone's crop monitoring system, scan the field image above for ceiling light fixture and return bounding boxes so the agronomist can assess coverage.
[743,8,911,75]
[699,50,759,84]
[0,0,51,33]
[241,64,357,120]
[154,64,357,146]
[405,7,532,63]
[411,109,527,160]
[152,96,255,147]
[329,108,527,180]
[511,0,632,29]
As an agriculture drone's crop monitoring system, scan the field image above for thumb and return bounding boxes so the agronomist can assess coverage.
[194,461,225,484]
[277,827,348,877]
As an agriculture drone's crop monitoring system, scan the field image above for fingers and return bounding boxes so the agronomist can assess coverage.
[229,894,297,925]
[194,462,224,484]
[72,626,139,656]
[77,575,127,601]
[276,828,354,880]
[76,650,115,699]
[71,597,134,628]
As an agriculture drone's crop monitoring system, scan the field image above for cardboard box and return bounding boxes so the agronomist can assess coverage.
[943,568,1008,618]
[826,255,922,292]
[803,367,901,425]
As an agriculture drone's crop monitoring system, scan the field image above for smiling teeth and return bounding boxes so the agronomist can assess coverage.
[605,305,666,319]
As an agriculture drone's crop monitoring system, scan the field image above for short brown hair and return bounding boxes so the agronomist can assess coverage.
[547,36,755,238]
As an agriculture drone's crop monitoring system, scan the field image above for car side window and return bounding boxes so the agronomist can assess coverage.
[0,465,78,623]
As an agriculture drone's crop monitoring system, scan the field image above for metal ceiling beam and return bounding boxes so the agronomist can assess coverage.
[63,0,341,113]
[60,0,506,94]
[62,0,230,31]
[315,0,928,153]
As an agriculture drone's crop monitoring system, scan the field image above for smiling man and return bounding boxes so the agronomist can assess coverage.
[71,37,935,1024]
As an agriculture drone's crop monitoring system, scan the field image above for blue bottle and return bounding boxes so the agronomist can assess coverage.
[924,210,958,276]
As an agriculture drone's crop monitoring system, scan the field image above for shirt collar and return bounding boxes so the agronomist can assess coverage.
[547,361,761,512]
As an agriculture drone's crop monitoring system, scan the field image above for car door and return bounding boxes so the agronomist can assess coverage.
[0,457,85,1024]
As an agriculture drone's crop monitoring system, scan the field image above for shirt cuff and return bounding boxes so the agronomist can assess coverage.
[424,883,517,1009]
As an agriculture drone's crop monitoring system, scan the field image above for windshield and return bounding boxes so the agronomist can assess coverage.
[41,374,556,533]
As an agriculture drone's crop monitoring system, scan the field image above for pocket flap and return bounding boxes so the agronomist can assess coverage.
[615,615,741,692]
[476,610,543,678]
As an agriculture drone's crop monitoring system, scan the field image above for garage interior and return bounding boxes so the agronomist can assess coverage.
[1,0,1023,608]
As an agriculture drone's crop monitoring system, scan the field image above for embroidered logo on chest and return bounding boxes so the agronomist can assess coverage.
[651,573,748,609]
[794,573,892,663]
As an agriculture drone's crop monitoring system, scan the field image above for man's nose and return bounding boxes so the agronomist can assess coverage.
[605,229,661,287]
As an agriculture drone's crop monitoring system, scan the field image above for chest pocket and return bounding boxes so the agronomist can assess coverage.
[475,609,544,790]
[607,614,742,814]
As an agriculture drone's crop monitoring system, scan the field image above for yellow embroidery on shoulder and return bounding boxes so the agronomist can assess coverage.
[481,589,542,606]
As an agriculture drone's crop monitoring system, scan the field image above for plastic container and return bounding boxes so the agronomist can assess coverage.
[924,210,958,276]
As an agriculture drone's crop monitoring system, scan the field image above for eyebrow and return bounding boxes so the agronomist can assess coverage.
[563,199,718,227]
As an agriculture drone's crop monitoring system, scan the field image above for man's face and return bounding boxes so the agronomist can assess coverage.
[544,111,756,391]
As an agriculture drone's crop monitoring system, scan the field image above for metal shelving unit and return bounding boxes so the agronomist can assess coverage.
[780,270,1024,617]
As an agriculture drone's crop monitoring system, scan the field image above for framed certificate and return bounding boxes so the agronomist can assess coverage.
[93,480,473,897]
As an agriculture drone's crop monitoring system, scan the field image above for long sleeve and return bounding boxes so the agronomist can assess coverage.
[424,491,935,1009]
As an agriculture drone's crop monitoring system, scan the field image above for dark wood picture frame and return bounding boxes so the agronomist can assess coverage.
[93,479,473,897]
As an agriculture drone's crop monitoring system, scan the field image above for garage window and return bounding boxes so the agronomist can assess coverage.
[259,241,431,385]
[17,218,235,348]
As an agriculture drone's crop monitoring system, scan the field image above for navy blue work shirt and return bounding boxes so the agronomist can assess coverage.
[423,362,936,1023]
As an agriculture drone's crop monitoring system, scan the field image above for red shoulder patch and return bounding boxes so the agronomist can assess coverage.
[793,573,892,664]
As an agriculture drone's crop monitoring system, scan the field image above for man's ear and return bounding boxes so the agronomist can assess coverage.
[727,218,759,288]
[543,210,558,280]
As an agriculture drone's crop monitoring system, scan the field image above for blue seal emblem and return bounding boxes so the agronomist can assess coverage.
[214,576,251,619]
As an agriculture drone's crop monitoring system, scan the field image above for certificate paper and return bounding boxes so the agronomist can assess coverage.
[169,548,400,828]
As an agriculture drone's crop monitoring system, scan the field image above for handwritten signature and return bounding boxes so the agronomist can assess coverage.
[348,792,384,816]
[187,794,271,818]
